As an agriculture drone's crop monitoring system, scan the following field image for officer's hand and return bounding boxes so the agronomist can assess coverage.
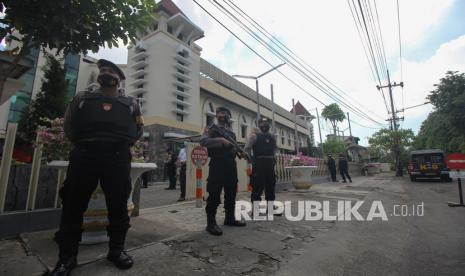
[221,138,231,146]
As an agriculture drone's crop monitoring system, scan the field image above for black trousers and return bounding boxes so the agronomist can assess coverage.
[340,169,352,182]
[251,158,276,202]
[55,145,132,259]
[205,157,237,217]
[329,167,337,182]
[167,167,177,189]
[179,163,186,198]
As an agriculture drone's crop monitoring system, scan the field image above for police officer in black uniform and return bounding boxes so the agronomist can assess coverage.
[51,59,143,275]
[327,154,337,182]
[200,107,246,236]
[338,154,352,183]
[244,117,278,215]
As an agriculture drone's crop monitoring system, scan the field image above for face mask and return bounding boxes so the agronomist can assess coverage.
[218,115,230,124]
[259,125,270,132]
[97,73,119,87]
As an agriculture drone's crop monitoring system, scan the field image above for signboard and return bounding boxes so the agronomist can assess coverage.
[446,153,465,170]
[449,171,465,179]
[191,146,208,167]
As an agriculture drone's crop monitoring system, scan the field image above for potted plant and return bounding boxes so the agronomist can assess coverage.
[285,152,317,190]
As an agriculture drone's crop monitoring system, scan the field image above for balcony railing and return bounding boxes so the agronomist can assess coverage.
[130,60,148,70]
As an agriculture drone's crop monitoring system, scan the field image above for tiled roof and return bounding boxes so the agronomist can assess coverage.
[290,101,311,116]
[157,0,188,18]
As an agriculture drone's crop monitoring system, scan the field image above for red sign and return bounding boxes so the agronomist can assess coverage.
[446,153,465,170]
[191,146,208,166]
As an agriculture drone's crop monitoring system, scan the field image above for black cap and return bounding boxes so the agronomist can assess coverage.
[258,117,270,124]
[97,59,125,80]
[216,106,231,116]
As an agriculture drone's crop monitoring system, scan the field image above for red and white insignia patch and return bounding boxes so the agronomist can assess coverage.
[102,103,112,111]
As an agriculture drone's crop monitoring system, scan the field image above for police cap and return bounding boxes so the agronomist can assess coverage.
[97,59,126,80]
[258,117,271,124]
[215,106,231,116]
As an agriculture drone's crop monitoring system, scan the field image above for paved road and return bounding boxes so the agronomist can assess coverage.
[3,174,465,275]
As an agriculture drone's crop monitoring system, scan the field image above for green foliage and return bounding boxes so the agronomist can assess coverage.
[322,140,346,157]
[321,103,345,135]
[1,0,156,55]
[414,71,465,153]
[368,128,415,164]
[18,54,69,142]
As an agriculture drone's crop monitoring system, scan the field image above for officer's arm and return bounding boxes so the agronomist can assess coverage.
[132,98,144,140]
[63,92,84,142]
[244,133,257,157]
[199,127,225,148]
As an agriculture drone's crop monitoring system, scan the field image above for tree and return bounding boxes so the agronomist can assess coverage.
[414,71,465,153]
[18,54,69,142]
[368,128,415,165]
[0,0,156,98]
[322,140,346,157]
[321,103,345,137]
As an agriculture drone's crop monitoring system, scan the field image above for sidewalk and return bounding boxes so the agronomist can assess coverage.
[1,176,374,275]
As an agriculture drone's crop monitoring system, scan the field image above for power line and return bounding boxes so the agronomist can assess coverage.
[223,0,386,123]
[191,0,327,107]
[396,0,405,111]
[206,0,386,127]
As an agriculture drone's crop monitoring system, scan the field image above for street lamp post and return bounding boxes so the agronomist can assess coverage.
[232,63,285,123]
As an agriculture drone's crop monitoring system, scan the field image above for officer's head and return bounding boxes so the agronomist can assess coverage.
[97,59,125,88]
[327,154,332,158]
[258,117,271,133]
[215,106,231,125]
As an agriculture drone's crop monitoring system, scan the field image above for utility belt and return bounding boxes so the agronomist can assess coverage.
[75,140,131,152]
[254,155,275,159]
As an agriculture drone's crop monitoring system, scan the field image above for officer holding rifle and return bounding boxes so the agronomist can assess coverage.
[200,106,247,236]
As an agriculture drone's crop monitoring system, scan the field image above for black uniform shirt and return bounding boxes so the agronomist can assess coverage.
[64,88,144,144]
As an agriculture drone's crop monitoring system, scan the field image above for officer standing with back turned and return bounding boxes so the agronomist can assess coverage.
[244,117,279,215]
[200,106,246,236]
[51,59,143,275]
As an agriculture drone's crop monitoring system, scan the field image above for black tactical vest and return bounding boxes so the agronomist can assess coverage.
[207,124,236,159]
[252,132,276,157]
[72,92,138,143]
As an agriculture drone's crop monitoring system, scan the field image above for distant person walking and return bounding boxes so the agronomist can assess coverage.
[164,149,177,190]
[177,142,187,201]
[338,154,352,183]
[327,154,337,182]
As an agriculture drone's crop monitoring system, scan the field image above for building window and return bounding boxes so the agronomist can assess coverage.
[176,86,184,92]
[152,24,158,31]
[177,77,184,83]
[137,93,143,99]
[176,104,184,110]
[177,69,185,74]
[288,133,292,146]
[241,125,247,139]
[137,84,144,89]
[206,115,214,126]
[242,115,247,123]
[177,95,184,101]
[208,102,214,113]
[138,75,144,79]
[178,61,185,66]
[167,26,173,34]
[176,113,184,122]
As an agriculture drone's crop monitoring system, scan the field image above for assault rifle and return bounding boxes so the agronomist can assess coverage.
[208,123,250,162]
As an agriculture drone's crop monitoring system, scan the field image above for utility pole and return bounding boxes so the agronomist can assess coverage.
[377,69,404,176]
[347,112,353,139]
[271,84,276,136]
[316,108,323,157]
[292,99,299,154]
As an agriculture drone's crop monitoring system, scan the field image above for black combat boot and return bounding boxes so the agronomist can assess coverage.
[224,212,246,226]
[50,257,77,276]
[206,212,223,236]
[107,250,134,270]
[51,235,78,276]
[107,228,133,270]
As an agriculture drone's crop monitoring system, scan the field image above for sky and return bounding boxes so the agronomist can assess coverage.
[91,0,465,146]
